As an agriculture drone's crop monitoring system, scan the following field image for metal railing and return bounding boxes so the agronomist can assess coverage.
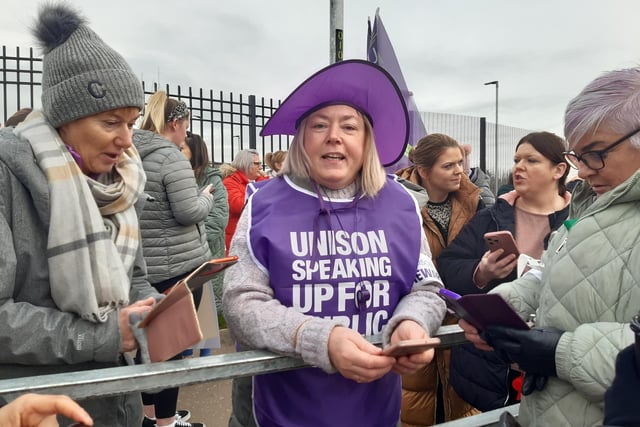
[0,325,518,426]
[0,325,464,400]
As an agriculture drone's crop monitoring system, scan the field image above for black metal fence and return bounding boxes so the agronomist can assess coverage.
[0,45,292,166]
[1,46,41,125]
[1,45,532,184]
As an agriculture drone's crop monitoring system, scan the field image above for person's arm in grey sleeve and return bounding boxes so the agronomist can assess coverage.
[163,151,213,224]
[128,235,161,302]
[222,208,343,373]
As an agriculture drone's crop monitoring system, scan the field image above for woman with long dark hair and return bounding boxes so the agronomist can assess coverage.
[181,132,229,329]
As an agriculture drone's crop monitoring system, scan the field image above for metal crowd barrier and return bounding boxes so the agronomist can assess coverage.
[0,324,518,426]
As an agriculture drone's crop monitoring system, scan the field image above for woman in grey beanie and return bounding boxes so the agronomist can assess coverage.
[0,3,161,426]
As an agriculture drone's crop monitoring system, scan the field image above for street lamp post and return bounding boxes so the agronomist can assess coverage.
[484,80,499,194]
[329,0,344,64]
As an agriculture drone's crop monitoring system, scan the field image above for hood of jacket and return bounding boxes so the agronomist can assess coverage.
[0,128,50,225]
[205,165,224,180]
[469,167,490,186]
[394,175,429,207]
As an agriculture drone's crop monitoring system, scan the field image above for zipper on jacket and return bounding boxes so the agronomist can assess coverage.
[555,237,567,254]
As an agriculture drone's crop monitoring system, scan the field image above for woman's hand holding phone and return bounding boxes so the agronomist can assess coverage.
[382,338,440,357]
[458,318,493,352]
[474,231,519,288]
[387,320,438,375]
[203,183,215,194]
[474,249,518,288]
[484,231,520,259]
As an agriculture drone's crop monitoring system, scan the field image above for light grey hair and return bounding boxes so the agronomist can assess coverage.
[564,68,640,149]
[231,149,260,175]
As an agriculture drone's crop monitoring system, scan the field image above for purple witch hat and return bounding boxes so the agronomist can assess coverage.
[260,59,409,167]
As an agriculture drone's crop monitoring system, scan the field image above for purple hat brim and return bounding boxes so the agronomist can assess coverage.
[260,59,409,167]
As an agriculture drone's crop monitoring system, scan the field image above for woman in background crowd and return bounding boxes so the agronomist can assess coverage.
[461,144,496,207]
[438,131,570,413]
[4,107,32,127]
[135,91,212,427]
[222,149,268,253]
[264,150,287,177]
[182,131,229,333]
[395,133,483,425]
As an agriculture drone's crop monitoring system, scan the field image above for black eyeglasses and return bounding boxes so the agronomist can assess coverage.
[252,162,262,166]
[563,126,640,171]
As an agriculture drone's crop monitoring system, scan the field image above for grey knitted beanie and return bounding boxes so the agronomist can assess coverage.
[32,3,144,127]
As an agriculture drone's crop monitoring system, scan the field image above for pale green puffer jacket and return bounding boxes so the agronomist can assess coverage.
[491,168,640,426]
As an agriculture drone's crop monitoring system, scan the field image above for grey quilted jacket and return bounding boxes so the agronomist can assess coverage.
[0,127,158,426]
[133,129,213,283]
[491,169,640,426]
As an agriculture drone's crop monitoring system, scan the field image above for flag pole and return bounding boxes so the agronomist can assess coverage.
[367,9,428,171]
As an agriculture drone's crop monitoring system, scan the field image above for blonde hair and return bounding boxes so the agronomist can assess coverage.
[140,90,189,135]
[280,112,386,197]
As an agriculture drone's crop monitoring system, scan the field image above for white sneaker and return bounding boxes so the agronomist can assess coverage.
[176,410,191,422]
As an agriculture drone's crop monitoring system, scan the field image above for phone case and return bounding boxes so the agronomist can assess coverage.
[382,338,440,357]
[484,231,520,259]
[182,255,239,292]
[143,281,203,362]
[439,288,529,331]
[138,256,239,362]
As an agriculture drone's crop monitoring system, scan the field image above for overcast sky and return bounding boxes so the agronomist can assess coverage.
[2,0,640,136]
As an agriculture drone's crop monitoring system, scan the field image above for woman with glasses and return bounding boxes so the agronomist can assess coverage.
[222,149,268,253]
[460,68,640,426]
[437,132,570,414]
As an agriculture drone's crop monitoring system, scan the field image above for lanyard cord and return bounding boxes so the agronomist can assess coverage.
[310,181,370,312]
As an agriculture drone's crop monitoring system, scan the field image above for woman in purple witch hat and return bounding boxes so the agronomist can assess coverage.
[222,59,447,427]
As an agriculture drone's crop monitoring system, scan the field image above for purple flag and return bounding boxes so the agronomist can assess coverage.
[367,9,428,172]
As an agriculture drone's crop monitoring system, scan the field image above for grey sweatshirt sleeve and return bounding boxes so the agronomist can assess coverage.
[222,208,343,373]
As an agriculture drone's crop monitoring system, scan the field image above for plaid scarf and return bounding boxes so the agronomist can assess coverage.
[15,111,146,323]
